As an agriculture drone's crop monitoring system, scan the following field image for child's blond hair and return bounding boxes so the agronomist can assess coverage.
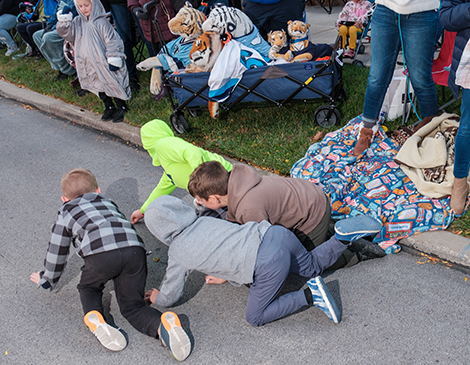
[61,168,98,200]
[188,161,229,200]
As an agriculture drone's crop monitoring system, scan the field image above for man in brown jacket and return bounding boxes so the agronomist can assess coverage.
[188,161,385,270]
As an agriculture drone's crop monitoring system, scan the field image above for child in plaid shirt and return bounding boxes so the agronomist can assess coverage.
[30,168,191,361]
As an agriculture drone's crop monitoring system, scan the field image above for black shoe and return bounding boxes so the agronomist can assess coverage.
[130,78,140,94]
[350,238,386,261]
[112,106,128,123]
[75,88,89,97]
[102,106,116,121]
[56,71,68,80]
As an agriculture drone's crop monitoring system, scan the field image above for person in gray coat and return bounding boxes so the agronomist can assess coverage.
[56,0,131,122]
[144,195,381,327]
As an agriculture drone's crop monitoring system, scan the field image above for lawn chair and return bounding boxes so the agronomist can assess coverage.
[432,30,461,113]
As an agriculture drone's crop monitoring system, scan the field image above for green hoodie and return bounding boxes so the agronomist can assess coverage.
[140,120,233,213]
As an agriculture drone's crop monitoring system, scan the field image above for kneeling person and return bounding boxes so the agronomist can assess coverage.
[31,168,191,361]
[144,195,382,327]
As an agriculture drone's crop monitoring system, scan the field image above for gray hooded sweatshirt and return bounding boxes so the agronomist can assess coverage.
[56,0,131,100]
[144,195,271,308]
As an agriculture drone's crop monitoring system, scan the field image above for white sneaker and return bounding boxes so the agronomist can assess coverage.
[84,310,127,351]
[5,45,19,56]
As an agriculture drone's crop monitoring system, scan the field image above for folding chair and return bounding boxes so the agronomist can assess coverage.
[432,30,461,113]
[311,0,346,15]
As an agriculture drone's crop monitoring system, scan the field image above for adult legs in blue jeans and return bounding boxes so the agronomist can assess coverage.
[355,5,439,156]
[0,14,18,49]
[245,226,347,327]
[450,88,470,215]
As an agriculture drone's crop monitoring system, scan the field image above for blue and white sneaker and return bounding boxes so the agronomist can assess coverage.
[334,215,382,242]
[158,311,192,361]
[307,276,341,324]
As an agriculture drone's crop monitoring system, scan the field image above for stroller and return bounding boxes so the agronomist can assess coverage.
[141,1,348,134]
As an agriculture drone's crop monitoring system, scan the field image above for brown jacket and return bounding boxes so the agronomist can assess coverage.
[226,164,327,236]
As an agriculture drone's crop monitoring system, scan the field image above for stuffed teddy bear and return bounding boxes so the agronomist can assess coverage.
[285,20,333,63]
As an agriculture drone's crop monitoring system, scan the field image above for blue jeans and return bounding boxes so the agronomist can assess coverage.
[363,4,439,123]
[454,88,470,179]
[110,4,137,80]
[245,225,346,326]
[0,14,17,48]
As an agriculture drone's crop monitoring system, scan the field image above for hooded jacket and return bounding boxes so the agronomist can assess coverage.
[440,0,470,96]
[226,164,327,237]
[144,195,271,308]
[139,119,232,213]
[56,0,130,100]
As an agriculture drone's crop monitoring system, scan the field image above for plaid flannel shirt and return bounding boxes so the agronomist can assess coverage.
[39,193,144,289]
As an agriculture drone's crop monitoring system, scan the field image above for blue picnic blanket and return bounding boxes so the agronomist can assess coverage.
[290,115,455,248]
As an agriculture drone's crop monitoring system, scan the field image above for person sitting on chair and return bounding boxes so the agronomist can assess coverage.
[336,0,372,58]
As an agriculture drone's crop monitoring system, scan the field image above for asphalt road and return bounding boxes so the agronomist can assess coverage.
[1,97,470,364]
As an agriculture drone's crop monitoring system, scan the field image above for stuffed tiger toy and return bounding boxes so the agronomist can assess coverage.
[267,30,289,60]
[202,4,253,39]
[201,5,271,61]
[136,2,206,97]
[168,3,206,40]
[186,31,224,74]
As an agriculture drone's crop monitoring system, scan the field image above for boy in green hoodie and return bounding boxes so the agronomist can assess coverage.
[131,119,232,223]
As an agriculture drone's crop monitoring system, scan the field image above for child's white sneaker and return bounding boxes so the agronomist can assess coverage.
[84,310,127,351]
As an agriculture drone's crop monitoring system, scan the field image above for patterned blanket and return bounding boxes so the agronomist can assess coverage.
[290,116,455,248]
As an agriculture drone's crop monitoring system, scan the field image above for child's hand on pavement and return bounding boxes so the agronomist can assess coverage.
[145,288,159,304]
[205,275,227,285]
[30,271,41,284]
[131,209,144,224]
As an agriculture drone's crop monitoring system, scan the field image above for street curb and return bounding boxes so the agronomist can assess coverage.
[2,79,470,268]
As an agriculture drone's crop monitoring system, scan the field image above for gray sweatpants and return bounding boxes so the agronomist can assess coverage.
[245,225,346,327]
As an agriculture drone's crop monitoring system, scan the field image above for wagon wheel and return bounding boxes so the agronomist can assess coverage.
[187,107,202,117]
[353,59,364,68]
[170,113,190,134]
[314,105,341,128]
[358,44,365,54]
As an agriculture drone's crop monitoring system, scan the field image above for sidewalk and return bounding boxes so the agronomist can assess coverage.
[2,78,470,269]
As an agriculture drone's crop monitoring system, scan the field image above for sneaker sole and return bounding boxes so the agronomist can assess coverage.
[160,312,191,361]
[84,311,127,351]
[335,215,382,241]
[308,277,341,324]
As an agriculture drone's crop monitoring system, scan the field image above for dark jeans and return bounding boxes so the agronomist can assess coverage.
[245,225,347,326]
[243,0,306,39]
[110,4,138,80]
[16,22,43,52]
[77,246,161,338]
[296,202,358,269]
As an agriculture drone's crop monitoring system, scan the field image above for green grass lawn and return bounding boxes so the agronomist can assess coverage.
[1,47,468,235]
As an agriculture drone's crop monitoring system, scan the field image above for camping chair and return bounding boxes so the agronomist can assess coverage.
[311,0,346,15]
[432,30,461,112]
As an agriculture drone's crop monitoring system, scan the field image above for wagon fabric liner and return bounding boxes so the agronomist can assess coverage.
[168,60,340,108]
[290,115,455,249]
